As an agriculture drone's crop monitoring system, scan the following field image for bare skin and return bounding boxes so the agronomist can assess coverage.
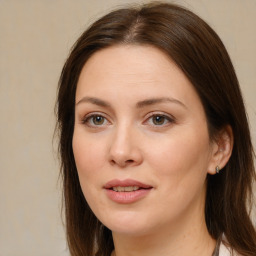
[73,45,233,256]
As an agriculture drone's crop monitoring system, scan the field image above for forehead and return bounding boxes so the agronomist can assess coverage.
[76,45,201,110]
[78,45,182,84]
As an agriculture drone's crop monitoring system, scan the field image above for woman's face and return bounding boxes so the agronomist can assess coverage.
[73,45,217,236]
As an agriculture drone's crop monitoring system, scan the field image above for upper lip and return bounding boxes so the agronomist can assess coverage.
[104,179,153,189]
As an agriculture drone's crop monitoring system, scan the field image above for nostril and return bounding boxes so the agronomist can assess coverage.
[110,158,134,167]
[110,160,116,165]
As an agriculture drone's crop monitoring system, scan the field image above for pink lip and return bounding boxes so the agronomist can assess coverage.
[104,179,152,189]
[104,179,153,204]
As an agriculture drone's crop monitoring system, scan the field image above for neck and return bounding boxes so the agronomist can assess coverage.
[112,221,215,256]
[111,191,216,256]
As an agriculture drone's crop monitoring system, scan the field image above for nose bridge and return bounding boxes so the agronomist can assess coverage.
[109,120,142,167]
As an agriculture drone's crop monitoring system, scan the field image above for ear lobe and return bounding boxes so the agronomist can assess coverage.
[207,125,234,175]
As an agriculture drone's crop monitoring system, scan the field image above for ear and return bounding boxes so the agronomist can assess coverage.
[207,125,234,175]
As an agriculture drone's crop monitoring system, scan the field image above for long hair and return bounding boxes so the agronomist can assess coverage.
[56,2,256,256]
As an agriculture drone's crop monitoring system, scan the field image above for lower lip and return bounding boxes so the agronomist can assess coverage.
[105,188,152,204]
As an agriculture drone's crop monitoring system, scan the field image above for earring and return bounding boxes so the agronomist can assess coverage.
[216,166,220,174]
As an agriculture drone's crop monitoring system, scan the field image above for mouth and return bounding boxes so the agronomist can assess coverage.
[104,179,153,204]
[112,186,140,192]
[104,179,153,191]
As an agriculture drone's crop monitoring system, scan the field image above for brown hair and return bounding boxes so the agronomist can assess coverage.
[56,2,256,256]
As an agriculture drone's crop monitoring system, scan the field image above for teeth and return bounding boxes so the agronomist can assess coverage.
[112,186,140,192]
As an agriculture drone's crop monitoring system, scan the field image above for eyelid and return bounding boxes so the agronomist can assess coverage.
[81,112,111,127]
[79,111,175,128]
[143,112,176,126]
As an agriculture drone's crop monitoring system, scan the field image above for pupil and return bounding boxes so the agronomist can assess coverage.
[153,116,164,125]
[94,116,104,125]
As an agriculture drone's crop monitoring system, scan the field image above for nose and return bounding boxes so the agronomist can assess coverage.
[108,125,143,168]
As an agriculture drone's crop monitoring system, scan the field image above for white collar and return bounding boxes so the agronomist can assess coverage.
[219,240,240,256]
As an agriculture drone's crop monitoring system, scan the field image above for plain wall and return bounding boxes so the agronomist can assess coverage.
[0,0,255,255]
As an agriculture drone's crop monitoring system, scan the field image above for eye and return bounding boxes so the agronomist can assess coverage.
[82,114,109,127]
[146,113,174,127]
[151,115,167,125]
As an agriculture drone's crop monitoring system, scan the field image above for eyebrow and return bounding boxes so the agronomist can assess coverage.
[136,97,187,109]
[76,96,186,109]
[76,97,111,107]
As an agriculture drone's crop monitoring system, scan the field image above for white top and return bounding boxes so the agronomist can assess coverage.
[219,242,240,256]
[219,243,231,256]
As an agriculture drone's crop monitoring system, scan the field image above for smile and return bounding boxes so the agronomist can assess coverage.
[104,179,153,204]
[112,186,140,192]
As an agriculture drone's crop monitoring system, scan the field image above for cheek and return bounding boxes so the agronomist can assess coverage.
[72,130,107,196]
[144,133,210,221]
[72,130,117,226]
[72,132,107,212]
[73,130,105,171]
[147,128,211,189]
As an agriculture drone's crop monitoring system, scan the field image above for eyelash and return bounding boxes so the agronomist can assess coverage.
[145,113,175,127]
[81,113,110,127]
[81,112,175,128]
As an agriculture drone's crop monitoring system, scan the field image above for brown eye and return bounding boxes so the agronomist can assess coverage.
[82,114,108,127]
[152,115,166,125]
[146,114,174,127]
[92,116,105,125]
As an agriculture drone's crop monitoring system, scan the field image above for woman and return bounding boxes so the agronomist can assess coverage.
[56,2,256,256]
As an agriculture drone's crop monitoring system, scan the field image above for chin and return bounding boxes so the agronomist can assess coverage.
[100,211,158,236]
[109,223,151,237]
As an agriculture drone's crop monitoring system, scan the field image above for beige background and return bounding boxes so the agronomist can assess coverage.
[0,0,255,255]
